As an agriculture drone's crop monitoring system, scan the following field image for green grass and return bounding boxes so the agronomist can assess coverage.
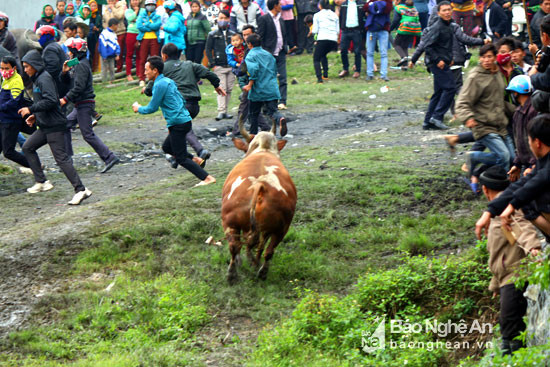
[0,128,492,366]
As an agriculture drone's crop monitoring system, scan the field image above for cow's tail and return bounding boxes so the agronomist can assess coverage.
[249,183,265,232]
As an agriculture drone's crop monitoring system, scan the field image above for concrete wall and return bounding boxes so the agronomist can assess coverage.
[2,0,54,31]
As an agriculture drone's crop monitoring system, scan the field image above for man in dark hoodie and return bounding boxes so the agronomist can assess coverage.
[36,25,68,98]
[60,38,119,174]
[18,50,91,205]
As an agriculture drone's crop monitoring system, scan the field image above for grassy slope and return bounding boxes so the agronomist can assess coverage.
[0,53,498,366]
[1,127,488,366]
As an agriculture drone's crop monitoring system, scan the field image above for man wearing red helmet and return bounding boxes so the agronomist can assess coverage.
[60,38,120,174]
[37,25,68,97]
[0,12,18,61]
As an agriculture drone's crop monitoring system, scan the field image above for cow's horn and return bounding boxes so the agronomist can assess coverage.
[238,113,252,142]
[24,30,42,50]
[269,117,276,135]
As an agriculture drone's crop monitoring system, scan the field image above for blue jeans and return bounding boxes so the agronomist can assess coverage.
[469,133,515,176]
[366,30,388,78]
[17,132,26,148]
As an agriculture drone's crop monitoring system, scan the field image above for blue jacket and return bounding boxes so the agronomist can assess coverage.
[138,74,191,127]
[245,46,281,102]
[136,8,162,41]
[98,28,121,59]
[164,11,187,51]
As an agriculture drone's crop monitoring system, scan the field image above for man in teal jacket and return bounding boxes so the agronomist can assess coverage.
[133,56,216,187]
[242,34,287,136]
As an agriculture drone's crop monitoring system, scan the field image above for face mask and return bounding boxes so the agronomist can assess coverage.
[1,68,14,80]
[146,5,156,12]
[218,20,229,29]
[497,53,512,66]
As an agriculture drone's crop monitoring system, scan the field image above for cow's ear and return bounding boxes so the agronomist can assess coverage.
[232,137,249,152]
[277,139,288,151]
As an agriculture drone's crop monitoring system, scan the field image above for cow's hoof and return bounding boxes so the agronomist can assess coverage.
[227,272,239,285]
[257,266,268,280]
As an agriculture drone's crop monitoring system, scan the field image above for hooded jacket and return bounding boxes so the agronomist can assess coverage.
[455,65,512,140]
[136,8,162,41]
[42,39,68,96]
[164,10,187,51]
[60,57,95,104]
[21,50,67,134]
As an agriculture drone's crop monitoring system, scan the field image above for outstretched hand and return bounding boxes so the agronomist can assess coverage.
[475,211,492,240]
[215,86,227,96]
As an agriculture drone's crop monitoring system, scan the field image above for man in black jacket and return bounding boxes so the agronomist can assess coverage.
[338,0,365,78]
[529,16,550,91]
[18,50,91,205]
[60,38,119,174]
[37,25,68,98]
[258,0,288,110]
[145,42,227,166]
[295,0,316,54]
[418,2,455,130]
[205,10,236,121]
[530,0,550,49]
[482,0,508,41]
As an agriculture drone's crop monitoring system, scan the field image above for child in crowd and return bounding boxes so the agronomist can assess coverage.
[478,165,540,356]
[226,33,245,75]
[393,0,421,67]
[304,14,314,47]
[65,2,76,17]
[98,18,121,83]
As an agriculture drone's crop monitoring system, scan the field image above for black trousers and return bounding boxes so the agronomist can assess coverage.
[500,283,527,341]
[186,42,206,64]
[394,34,415,59]
[340,29,363,73]
[22,129,85,192]
[233,91,270,135]
[297,13,315,53]
[248,100,282,135]
[162,123,208,181]
[313,40,337,81]
[184,100,204,155]
[0,123,29,167]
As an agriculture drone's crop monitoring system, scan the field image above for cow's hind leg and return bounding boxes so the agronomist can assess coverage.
[226,229,242,285]
[246,231,261,268]
[258,233,282,280]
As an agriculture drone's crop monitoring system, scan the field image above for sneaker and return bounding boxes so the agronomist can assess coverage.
[279,117,288,137]
[278,103,287,110]
[27,180,54,193]
[94,113,103,122]
[316,79,323,84]
[366,75,373,81]
[68,188,92,205]
[215,112,225,121]
[224,113,234,119]
[19,167,33,175]
[139,80,146,87]
[381,76,390,82]
[91,119,98,127]
[166,154,178,169]
[397,57,408,67]
[100,156,120,174]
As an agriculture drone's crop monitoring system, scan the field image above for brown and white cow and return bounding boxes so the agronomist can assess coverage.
[222,118,297,284]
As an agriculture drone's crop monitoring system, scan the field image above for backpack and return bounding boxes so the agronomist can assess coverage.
[365,1,390,32]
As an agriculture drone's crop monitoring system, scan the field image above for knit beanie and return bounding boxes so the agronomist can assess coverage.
[479,165,510,192]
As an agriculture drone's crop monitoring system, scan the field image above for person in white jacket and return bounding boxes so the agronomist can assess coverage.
[312,0,339,83]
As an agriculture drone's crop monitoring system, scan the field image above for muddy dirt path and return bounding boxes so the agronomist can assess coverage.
[0,109,455,340]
